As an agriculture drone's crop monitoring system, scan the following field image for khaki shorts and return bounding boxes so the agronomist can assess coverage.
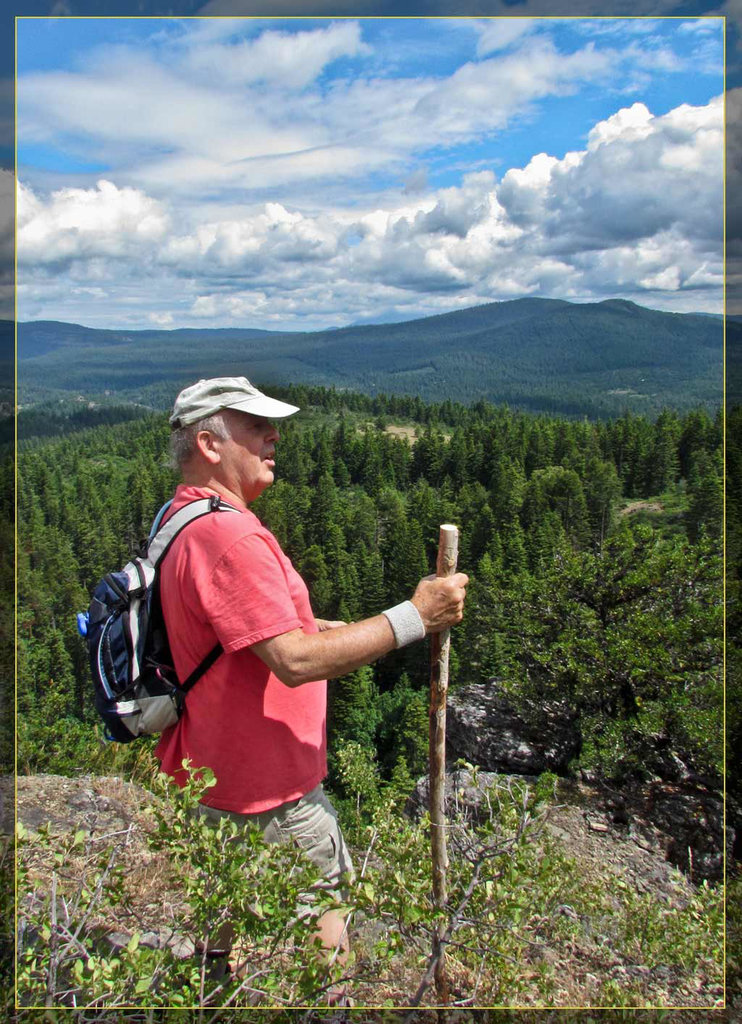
[197,783,354,890]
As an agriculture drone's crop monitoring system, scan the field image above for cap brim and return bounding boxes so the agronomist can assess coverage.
[229,395,300,419]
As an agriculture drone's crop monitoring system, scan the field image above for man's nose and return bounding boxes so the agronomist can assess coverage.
[267,423,280,442]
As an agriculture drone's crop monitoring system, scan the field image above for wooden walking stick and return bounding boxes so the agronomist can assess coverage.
[428,523,459,1007]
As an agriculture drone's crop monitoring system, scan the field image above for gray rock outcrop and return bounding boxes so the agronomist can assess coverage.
[441,681,726,883]
[406,766,536,823]
[446,681,580,775]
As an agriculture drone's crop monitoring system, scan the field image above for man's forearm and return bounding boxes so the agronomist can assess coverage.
[252,615,397,686]
[252,571,468,687]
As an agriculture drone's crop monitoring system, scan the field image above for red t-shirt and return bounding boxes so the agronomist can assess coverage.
[154,484,328,813]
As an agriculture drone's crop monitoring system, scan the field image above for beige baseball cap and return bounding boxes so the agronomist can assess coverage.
[170,376,299,428]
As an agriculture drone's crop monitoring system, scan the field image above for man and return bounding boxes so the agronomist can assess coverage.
[155,376,468,996]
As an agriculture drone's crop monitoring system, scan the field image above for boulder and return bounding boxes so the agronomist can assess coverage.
[446,681,580,776]
[643,782,724,882]
[407,766,537,822]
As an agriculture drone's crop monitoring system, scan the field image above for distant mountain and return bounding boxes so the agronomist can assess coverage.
[17,298,725,418]
[17,320,278,360]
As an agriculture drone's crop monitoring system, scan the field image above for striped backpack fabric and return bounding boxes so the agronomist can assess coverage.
[77,495,239,742]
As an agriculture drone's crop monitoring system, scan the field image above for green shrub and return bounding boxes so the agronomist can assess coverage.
[17,764,347,1009]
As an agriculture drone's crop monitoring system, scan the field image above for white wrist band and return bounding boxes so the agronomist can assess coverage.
[382,600,426,648]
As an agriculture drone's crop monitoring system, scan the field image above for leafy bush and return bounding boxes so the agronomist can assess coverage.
[17,764,347,1009]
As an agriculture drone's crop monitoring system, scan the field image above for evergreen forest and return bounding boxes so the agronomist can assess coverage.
[14,388,724,788]
[9,385,732,1010]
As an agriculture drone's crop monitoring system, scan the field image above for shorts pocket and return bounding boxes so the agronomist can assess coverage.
[292,825,325,853]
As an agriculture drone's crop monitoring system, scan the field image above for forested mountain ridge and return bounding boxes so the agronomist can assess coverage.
[16,319,279,360]
[16,296,724,418]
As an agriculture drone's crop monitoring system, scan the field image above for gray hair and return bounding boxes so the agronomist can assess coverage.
[169,412,232,469]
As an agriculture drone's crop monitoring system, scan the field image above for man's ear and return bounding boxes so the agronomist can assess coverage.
[195,429,222,466]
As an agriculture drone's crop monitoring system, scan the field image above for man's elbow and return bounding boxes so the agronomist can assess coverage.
[273,664,318,687]
[257,635,324,688]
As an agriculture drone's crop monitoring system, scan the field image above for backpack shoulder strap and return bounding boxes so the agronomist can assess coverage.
[147,496,241,566]
[180,642,225,694]
[146,495,241,694]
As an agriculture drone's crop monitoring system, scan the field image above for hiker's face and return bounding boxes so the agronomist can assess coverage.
[215,410,280,504]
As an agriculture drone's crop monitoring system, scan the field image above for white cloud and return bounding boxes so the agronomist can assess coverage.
[499,95,722,253]
[16,94,723,323]
[408,38,614,141]
[20,55,318,171]
[17,22,629,202]
[18,179,170,263]
[573,231,722,299]
[160,201,340,273]
[183,21,369,89]
[403,167,429,195]
[174,18,258,47]
[587,102,654,149]
[675,17,724,34]
[149,311,175,326]
[472,18,538,56]
[640,265,682,291]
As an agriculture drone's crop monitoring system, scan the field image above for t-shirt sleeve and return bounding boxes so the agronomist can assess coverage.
[200,532,304,653]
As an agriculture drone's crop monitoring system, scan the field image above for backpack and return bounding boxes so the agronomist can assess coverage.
[77,495,240,742]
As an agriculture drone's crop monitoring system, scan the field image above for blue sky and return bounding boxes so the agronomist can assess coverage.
[15,16,724,329]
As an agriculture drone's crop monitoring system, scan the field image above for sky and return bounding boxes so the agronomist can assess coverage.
[15,15,724,331]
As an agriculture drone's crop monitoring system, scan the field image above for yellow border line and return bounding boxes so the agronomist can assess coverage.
[13,12,724,1011]
[11,13,728,18]
[722,10,728,1014]
[13,12,19,1015]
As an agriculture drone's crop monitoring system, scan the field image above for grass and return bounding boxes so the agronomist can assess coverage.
[618,486,688,538]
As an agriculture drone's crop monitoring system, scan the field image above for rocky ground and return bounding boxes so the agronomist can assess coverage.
[14,770,728,1013]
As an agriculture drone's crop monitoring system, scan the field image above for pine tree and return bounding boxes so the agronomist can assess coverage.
[644,410,680,494]
[299,545,333,618]
[686,450,723,542]
[328,665,380,751]
[502,518,528,575]
[584,457,622,549]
